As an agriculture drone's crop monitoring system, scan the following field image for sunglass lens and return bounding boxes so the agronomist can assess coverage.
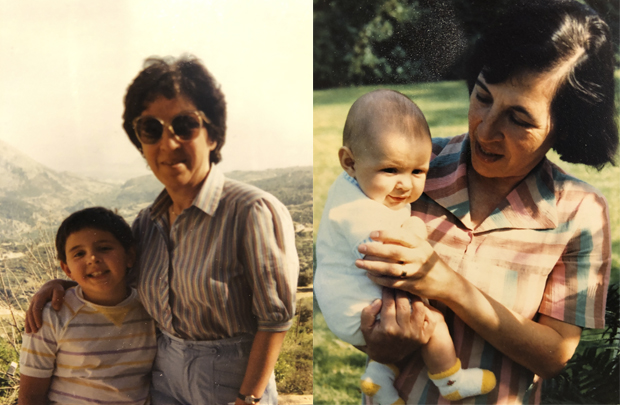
[172,114,202,140]
[136,118,163,144]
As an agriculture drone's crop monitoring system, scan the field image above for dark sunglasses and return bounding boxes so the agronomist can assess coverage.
[132,110,211,145]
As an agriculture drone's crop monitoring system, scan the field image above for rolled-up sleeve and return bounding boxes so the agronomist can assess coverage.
[539,190,611,329]
[242,197,299,332]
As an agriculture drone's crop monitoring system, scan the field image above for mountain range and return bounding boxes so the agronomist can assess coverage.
[0,139,311,240]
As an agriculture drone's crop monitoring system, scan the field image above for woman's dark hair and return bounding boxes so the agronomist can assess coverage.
[465,0,618,169]
[56,207,134,263]
[122,54,227,164]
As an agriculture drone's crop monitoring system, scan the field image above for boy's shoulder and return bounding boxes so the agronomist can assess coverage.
[42,286,87,324]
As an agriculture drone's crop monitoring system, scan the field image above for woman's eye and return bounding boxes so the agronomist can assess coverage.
[475,93,492,104]
[509,114,534,128]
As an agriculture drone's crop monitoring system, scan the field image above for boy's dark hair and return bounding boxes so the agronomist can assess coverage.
[56,207,134,263]
[122,54,227,164]
[465,0,617,169]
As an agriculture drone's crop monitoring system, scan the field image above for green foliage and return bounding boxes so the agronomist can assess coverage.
[313,301,367,404]
[314,0,620,88]
[0,324,21,404]
[0,336,18,371]
[314,0,467,88]
[296,235,314,287]
[276,297,313,394]
[540,283,619,404]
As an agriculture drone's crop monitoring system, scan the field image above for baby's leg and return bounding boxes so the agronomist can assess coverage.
[422,307,496,401]
[360,361,404,405]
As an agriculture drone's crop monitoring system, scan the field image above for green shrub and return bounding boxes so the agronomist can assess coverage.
[275,297,313,395]
[540,282,619,404]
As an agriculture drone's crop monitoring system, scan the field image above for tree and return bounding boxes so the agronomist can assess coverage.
[314,0,619,88]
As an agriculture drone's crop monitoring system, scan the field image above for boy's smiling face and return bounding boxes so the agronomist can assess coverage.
[341,130,432,210]
[60,228,135,306]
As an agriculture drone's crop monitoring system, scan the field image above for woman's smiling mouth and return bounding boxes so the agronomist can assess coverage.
[475,140,503,163]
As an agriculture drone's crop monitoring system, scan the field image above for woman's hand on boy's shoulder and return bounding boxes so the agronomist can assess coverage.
[25,279,74,333]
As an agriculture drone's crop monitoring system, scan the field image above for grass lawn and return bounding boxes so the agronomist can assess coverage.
[313,79,620,404]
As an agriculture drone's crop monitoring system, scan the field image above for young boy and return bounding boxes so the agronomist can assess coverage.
[314,90,496,404]
[19,207,156,405]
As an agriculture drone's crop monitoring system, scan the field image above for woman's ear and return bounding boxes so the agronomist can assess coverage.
[126,247,137,269]
[338,146,356,178]
[60,261,73,280]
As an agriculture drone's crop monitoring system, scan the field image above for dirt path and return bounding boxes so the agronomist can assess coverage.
[296,285,312,300]
[278,394,313,404]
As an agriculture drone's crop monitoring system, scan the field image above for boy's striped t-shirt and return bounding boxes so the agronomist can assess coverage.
[20,286,156,405]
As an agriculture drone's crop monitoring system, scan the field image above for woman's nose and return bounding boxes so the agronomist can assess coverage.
[476,111,503,142]
[160,126,181,149]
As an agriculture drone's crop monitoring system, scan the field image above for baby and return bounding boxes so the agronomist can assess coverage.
[19,207,156,405]
[314,89,496,404]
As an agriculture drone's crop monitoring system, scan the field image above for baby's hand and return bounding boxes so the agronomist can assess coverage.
[401,216,427,240]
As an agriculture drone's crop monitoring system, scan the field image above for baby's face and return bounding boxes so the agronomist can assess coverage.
[353,131,431,210]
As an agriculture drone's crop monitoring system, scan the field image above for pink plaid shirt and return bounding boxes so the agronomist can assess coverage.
[367,134,611,405]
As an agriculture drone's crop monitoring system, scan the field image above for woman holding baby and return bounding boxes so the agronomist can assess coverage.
[355,1,616,404]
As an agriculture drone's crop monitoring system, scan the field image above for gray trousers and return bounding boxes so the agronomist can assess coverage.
[150,331,278,405]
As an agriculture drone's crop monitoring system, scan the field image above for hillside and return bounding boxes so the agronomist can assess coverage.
[0,139,312,240]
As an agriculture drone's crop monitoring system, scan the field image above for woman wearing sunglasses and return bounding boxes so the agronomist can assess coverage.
[26,55,299,405]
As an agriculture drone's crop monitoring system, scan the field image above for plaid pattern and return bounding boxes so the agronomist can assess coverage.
[368,134,611,405]
[133,164,298,340]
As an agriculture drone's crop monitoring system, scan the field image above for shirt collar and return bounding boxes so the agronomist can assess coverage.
[342,171,362,190]
[150,163,224,220]
[424,134,558,231]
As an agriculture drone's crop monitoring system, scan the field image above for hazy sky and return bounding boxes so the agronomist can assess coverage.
[0,0,312,182]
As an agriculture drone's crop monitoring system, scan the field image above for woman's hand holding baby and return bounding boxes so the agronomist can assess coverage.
[360,288,437,364]
[356,216,456,302]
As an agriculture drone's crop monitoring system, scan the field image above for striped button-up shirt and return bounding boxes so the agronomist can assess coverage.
[368,134,611,405]
[133,164,299,340]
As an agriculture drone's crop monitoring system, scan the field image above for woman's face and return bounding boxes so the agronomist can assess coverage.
[467,68,563,182]
[139,95,217,194]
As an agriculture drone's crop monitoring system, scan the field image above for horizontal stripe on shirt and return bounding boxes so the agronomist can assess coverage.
[20,287,156,405]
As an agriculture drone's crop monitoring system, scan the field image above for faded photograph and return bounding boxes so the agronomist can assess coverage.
[0,1,312,404]
[313,1,619,404]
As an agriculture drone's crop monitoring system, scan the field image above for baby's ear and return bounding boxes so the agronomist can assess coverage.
[60,261,73,279]
[338,146,356,178]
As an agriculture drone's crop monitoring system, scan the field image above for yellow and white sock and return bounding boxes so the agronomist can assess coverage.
[428,359,496,401]
[360,360,405,405]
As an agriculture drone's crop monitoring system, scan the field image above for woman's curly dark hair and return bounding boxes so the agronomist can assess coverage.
[122,54,227,164]
[465,0,618,169]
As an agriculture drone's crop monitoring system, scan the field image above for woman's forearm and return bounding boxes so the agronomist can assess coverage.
[358,232,583,379]
[236,330,286,404]
[443,268,582,379]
